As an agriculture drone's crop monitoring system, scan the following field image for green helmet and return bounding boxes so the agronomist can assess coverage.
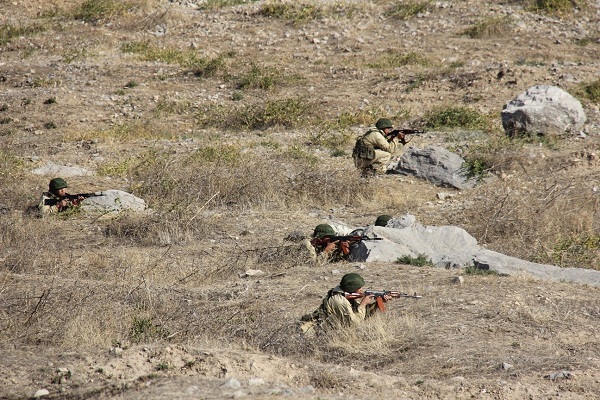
[340,273,365,293]
[313,223,335,238]
[49,177,68,192]
[375,214,393,227]
[375,118,393,130]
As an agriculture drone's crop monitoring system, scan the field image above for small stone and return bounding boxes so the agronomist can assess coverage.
[220,377,241,389]
[34,389,50,398]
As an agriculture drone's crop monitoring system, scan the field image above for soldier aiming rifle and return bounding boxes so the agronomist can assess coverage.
[352,118,424,177]
[38,177,105,215]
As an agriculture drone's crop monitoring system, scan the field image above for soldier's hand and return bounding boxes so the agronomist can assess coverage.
[324,240,339,253]
[339,241,350,255]
[72,195,85,206]
[360,294,375,306]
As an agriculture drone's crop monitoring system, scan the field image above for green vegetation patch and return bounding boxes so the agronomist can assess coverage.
[584,79,600,103]
[528,0,584,15]
[386,0,430,20]
[233,63,297,90]
[0,23,46,46]
[72,0,133,23]
[130,317,170,343]
[0,150,25,178]
[464,265,498,275]
[460,157,492,182]
[550,233,600,269]
[122,42,227,75]
[463,16,512,39]
[258,1,324,24]
[396,254,433,267]
[424,106,489,130]
[198,97,313,130]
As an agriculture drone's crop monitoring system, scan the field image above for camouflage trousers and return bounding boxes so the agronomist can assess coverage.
[354,149,392,175]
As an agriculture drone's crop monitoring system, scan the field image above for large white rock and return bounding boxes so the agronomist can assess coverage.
[501,85,586,136]
[81,189,146,213]
[31,162,92,177]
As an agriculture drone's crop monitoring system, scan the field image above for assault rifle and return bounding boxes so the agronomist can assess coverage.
[387,128,425,144]
[44,192,105,206]
[345,290,422,312]
[310,235,383,255]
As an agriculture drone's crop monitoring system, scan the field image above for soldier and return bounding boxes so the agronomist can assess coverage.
[300,272,392,333]
[38,177,84,215]
[374,214,393,227]
[352,118,406,176]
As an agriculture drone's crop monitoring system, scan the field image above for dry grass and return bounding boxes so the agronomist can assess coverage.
[1,0,600,398]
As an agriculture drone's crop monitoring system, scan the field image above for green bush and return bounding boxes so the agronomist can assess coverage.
[549,233,600,269]
[0,23,46,46]
[387,1,430,19]
[72,0,131,23]
[198,97,313,130]
[529,0,581,15]
[424,106,488,130]
[130,317,170,343]
[122,42,227,74]
[464,266,498,275]
[367,51,431,69]
[584,79,600,103]
[396,254,432,267]
[258,1,324,24]
[460,157,492,182]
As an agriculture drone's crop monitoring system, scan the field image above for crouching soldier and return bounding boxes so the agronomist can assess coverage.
[352,118,405,177]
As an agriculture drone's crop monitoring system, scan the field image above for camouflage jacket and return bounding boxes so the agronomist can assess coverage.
[357,127,400,154]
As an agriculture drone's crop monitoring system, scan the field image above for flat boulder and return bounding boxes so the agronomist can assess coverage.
[501,85,586,137]
[391,146,477,190]
[31,162,92,177]
[81,190,147,213]
[349,215,600,288]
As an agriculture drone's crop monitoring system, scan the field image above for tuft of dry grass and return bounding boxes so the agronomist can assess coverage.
[463,16,513,39]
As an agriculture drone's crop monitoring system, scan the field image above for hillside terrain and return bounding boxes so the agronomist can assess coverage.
[1,0,600,399]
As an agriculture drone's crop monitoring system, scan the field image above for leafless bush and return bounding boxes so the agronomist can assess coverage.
[128,147,374,212]
[451,175,600,268]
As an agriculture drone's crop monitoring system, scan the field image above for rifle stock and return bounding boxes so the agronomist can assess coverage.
[345,290,422,312]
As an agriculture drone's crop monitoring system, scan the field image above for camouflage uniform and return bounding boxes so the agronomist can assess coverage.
[300,273,378,334]
[353,118,401,175]
[38,177,80,215]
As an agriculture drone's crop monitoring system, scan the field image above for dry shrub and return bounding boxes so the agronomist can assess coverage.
[0,277,131,347]
[0,214,60,274]
[313,312,425,365]
[451,176,600,268]
[128,146,375,212]
[463,16,513,39]
[103,212,204,246]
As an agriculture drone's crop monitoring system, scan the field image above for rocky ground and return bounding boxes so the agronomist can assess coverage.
[1,0,600,399]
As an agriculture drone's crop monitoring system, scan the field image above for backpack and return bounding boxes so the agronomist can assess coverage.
[352,136,375,163]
